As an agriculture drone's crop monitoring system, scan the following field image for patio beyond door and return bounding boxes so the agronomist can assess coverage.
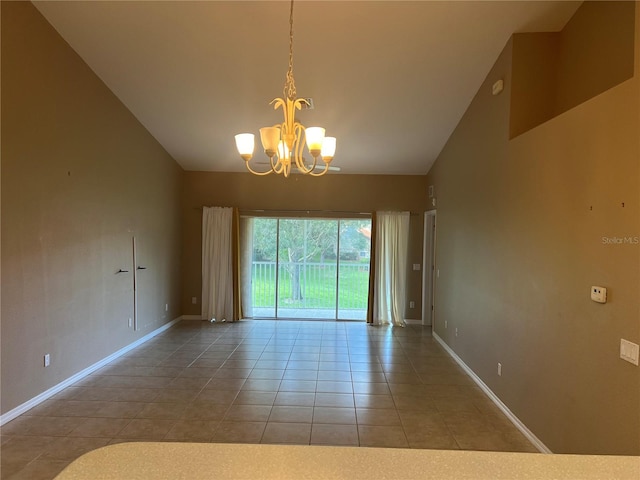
[247,217,371,320]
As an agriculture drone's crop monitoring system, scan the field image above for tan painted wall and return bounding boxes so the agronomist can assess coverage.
[1,2,184,414]
[427,3,639,455]
[181,172,428,319]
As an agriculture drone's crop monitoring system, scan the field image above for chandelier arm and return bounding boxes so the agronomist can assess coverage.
[244,161,274,176]
[306,162,330,177]
[271,156,286,175]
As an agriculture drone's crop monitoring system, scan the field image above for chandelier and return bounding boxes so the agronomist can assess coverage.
[234,0,336,177]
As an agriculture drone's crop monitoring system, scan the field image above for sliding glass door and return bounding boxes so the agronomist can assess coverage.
[246,216,371,320]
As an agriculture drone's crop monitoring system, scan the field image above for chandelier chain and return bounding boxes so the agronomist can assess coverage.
[284,0,296,100]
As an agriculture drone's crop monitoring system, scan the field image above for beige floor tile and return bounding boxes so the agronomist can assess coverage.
[168,376,211,389]
[2,416,86,437]
[203,378,246,391]
[153,388,201,404]
[452,431,531,452]
[213,368,252,379]
[233,391,277,406]
[224,405,272,422]
[310,424,359,446]
[277,380,316,393]
[282,370,317,380]
[249,369,285,380]
[93,401,146,419]
[261,422,311,444]
[286,361,319,370]
[269,406,313,423]
[314,393,354,408]
[242,379,282,392]
[46,400,104,417]
[350,371,387,383]
[117,419,176,439]
[180,403,229,421]
[136,402,187,419]
[3,457,70,480]
[440,411,496,435]
[434,397,482,414]
[40,436,110,461]
[358,425,409,448]
[392,394,438,413]
[67,418,130,438]
[316,381,353,394]
[274,392,316,407]
[352,382,390,395]
[354,394,396,409]
[0,435,57,466]
[163,420,219,442]
[312,407,356,424]
[356,408,401,426]
[317,371,351,382]
[177,367,218,378]
[195,389,239,404]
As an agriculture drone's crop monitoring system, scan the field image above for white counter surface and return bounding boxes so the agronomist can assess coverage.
[54,442,640,480]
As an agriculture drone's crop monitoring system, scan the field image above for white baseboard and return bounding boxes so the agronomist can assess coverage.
[433,332,552,454]
[0,317,182,426]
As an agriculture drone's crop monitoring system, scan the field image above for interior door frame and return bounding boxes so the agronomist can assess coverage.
[421,210,437,327]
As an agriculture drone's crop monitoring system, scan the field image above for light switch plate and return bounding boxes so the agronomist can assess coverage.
[620,339,639,366]
[590,286,607,303]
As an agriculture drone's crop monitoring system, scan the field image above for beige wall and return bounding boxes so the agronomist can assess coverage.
[181,172,428,318]
[1,2,184,414]
[427,2,639,455]
[509,1,634,139]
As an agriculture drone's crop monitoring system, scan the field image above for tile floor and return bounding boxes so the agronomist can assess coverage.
[0,319,537,479]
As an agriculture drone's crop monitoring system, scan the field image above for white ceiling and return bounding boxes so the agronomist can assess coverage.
[33,1,581,175]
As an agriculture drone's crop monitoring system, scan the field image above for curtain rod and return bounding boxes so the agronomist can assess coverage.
[239,208,371,215]
[198,207,420,216]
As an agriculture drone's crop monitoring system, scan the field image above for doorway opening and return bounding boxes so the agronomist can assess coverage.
[242,216,372,320]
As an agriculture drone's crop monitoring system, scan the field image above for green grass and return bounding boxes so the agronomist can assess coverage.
[252,262,369,309]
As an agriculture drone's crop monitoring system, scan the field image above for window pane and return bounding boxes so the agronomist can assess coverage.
[277,219,338,319]
[337,219,371,320]
[251,218,277,317]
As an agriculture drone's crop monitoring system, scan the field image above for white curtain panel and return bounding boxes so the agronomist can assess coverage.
[202,206,234,322]
[373,211,410,327]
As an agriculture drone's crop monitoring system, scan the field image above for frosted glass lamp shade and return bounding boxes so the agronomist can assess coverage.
[235,133,255,161]
[321,137,336,161]
[259,127,280,157]
[305,127,325,157]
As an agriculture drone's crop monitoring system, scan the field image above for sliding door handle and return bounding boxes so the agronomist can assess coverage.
[117,269,129,274]
[137,266,147,270]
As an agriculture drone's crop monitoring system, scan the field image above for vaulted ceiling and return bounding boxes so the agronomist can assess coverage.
[33,1,581,175]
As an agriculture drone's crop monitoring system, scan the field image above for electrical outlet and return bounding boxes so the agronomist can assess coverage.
[128,318,132,328]
[165,303,169,312]
[455,328,458,337]
[413,264,420,271]
[191,297,197,304]
[44,354,50,367]
[444,320,448,329]
[497,363,502,376]
[409,301,415,309]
